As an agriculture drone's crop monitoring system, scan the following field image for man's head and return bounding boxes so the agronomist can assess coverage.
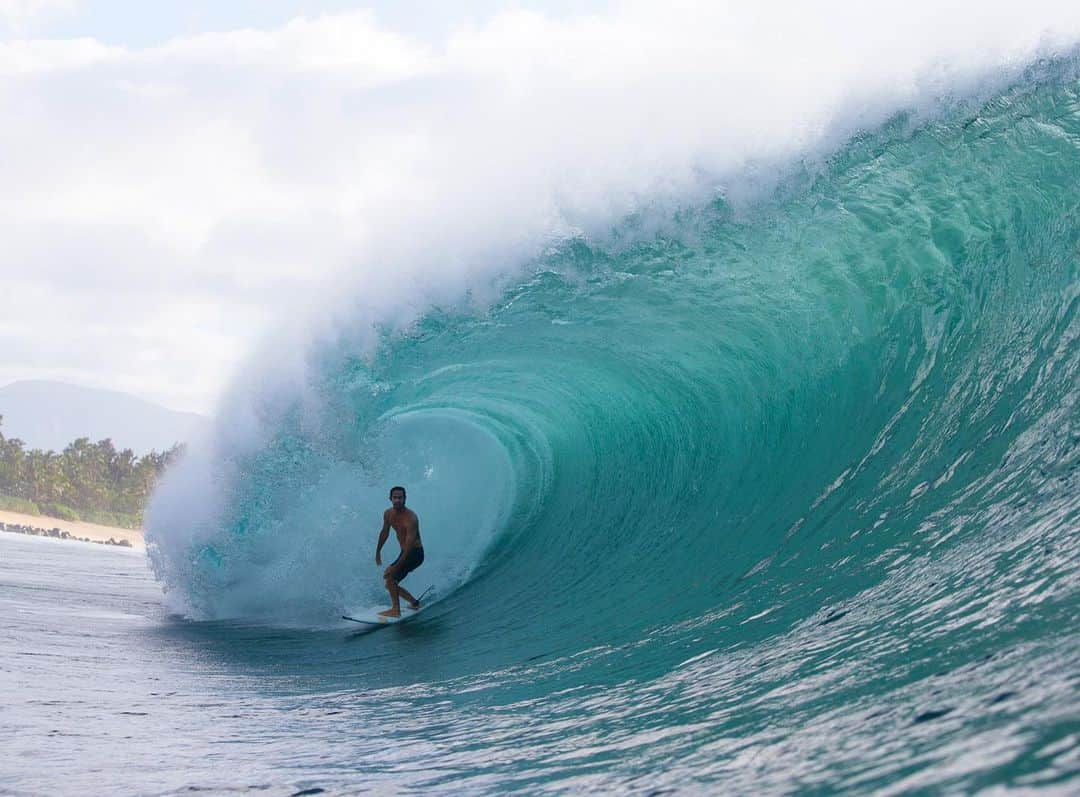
[389,486,407,509]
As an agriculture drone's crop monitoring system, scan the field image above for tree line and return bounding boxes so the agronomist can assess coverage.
[0,415,182,529]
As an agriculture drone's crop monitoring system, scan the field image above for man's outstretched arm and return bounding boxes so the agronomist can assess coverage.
[375,515,391,565]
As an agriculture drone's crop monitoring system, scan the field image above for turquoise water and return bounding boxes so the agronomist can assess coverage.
[5,65,1079,794]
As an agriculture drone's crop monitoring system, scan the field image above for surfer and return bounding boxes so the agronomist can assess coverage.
[374,485,425,617]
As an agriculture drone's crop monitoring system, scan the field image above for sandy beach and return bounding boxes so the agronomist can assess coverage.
[0,508,144,550]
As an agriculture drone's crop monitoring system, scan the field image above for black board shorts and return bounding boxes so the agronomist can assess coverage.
[389,547,424,582]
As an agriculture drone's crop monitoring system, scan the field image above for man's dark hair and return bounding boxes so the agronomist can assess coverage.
[389,485,407,499]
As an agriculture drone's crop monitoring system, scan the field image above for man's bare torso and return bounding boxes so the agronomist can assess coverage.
[385,507,422,550]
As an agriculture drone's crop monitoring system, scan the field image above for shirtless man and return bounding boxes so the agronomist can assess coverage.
[374,486,425,618]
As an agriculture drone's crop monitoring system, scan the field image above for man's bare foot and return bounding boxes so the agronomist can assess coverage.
[406,601,420,611]
[378,608,401,618]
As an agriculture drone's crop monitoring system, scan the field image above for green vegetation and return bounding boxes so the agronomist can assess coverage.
[0,415,183,529]
[0,494,41,515]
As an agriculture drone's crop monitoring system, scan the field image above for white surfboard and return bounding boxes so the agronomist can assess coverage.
[342,586,433,626]
[342,605,424,626]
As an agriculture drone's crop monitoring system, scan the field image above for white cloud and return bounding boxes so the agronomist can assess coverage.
[0,0,77,36]
[1,2,1079,413]
[154,12,434,75]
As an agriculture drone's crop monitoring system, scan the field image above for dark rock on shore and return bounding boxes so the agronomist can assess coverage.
[0,521,133,547]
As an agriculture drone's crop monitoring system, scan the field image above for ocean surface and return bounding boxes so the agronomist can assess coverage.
[4,63,1080,795]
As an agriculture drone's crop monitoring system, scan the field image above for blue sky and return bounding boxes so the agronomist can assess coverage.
[4,1,608,46]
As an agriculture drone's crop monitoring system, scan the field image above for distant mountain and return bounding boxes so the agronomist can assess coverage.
[0,380,209,454]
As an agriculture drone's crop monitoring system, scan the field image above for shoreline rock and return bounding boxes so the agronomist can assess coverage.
[0,521,134,547]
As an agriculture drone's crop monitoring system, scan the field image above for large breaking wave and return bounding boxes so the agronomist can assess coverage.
[146,59,1078,663]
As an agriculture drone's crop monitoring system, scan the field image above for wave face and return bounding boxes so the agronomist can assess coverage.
[146,65,1080,791]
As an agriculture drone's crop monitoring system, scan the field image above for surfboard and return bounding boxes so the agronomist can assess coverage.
[341,605,424,626]
[342,586,433,626]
